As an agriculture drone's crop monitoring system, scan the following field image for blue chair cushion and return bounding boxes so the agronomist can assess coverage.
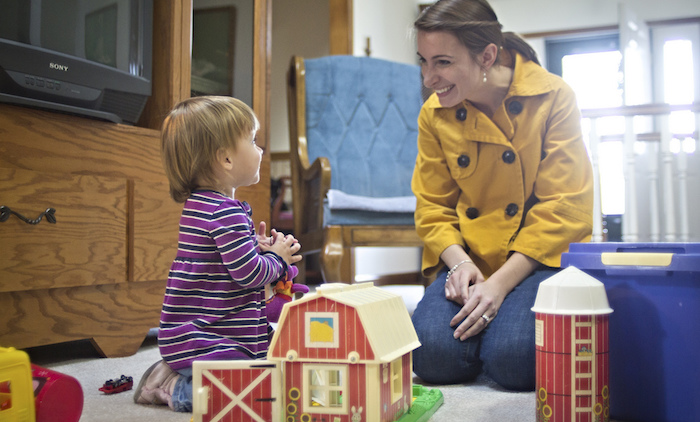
[324,206,416,226]
[304,56,423,200]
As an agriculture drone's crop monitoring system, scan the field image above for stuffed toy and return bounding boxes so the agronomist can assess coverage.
[265,275,310,323]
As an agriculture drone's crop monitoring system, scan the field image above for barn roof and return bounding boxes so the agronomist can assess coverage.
[272,282,421,363]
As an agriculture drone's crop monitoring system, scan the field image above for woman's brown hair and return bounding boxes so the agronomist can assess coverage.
[415,0,539,65]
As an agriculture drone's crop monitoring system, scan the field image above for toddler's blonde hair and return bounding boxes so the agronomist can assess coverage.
[161,96,259,202]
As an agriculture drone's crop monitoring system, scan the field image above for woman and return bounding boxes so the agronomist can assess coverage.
[410,0,593,390]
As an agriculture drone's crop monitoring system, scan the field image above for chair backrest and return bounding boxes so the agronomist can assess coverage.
[302,55,423,198]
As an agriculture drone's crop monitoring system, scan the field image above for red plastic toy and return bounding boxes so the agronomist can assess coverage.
[99,375,133,394]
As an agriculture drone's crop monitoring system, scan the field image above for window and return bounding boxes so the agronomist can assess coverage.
[305,312,339,348]
[545,22,699,221]
[561,48,626,216]
[547,33,627,216]
[303,364,347,414]
[653,23,698,154]
[390,358,403,403]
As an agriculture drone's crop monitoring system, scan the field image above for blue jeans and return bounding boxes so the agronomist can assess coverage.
[171,368,193,412]
[411,267,559,391]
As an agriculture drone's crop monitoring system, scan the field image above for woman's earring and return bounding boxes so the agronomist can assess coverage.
[483,71,487,83]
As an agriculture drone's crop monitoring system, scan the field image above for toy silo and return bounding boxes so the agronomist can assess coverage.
[532,266,613,422]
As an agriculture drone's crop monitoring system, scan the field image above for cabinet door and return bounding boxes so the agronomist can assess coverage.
[0,168,127,292]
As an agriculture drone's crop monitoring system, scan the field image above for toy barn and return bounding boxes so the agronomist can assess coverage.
[268,282,421,422]
[192,282,425,422]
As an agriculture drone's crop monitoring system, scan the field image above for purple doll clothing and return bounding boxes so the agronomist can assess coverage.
[158,190,297,371]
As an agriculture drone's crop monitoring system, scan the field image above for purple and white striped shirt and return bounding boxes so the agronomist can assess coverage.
[158,190,289,370]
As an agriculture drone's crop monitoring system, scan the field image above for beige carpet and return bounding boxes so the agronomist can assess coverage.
[25,284,537,421]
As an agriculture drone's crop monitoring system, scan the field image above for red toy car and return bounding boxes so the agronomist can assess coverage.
[99,375,133,394]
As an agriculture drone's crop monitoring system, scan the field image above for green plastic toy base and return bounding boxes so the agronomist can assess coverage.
[396,384,444,422]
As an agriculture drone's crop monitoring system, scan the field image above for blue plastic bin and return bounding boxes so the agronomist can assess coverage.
[561,242,700,422]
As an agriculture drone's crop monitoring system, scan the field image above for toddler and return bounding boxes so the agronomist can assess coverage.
[133,96,301,412]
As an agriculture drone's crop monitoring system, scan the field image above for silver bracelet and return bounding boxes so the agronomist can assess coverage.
[446,259,473,282]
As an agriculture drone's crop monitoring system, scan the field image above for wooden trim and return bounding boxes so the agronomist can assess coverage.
[236,0,272,227]
[581,102,700,118]
[254,0,272,151]
[522,25,617,40]
[178,0,193,100]
[359,271,429,287]
[139,0,192,130]
[646,16,700,27]
[271,151,291,162]
[597,132,699,143]
[329,0,352,55]
[523,16,700,39]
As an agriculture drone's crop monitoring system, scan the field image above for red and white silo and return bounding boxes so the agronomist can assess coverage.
[532,266,613,422]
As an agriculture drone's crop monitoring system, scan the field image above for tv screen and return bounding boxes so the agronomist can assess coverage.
[0,0,153,124]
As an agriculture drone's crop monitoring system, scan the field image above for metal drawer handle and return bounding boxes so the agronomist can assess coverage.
[0,205,56,224]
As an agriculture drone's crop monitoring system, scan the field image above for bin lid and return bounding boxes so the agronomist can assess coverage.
[531,266,613,315]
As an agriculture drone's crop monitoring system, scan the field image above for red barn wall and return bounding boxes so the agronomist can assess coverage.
[271,297,375,361]
[378,353,413,421]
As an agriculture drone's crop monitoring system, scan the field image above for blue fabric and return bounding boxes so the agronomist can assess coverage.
[323,204,415,225]
[411,267,560,391]
[171,368,193,412]
[304,56,423,199]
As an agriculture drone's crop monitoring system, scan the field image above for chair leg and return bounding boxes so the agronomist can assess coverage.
[296,257,307,284]
[338,247,353,284]
[321,226,351,283]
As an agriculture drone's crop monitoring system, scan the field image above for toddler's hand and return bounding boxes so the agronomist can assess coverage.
[256,221,273,246]
[270,228,299,244]
[267,231,302,266]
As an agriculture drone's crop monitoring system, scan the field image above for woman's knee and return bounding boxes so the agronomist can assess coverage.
[412,317,481,385]
[482,345,535,391]
[412,338,480,385]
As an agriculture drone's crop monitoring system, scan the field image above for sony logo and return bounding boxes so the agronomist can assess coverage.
[49,62,68,72]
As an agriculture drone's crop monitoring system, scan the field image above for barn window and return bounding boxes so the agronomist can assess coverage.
[390,357,403,403]
[305,312,340,348]
[302,364,348,414]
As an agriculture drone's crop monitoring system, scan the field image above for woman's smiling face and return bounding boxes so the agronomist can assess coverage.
[417,30,483,108]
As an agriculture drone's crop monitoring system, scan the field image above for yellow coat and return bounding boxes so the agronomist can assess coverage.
[412,53,593,278]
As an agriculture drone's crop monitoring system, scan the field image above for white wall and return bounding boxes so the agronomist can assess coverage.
[352,0,420,65]
[490,0,699,34]
[269,0,328,178]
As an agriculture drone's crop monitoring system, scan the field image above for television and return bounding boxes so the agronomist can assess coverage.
[0,0,153,125]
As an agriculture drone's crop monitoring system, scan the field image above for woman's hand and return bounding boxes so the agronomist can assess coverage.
[444,261,484,305]
[450,280,507,340]
[447,252,540,341]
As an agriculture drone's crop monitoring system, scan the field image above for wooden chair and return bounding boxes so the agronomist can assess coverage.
[286,55,425,284]
[270,176,294,232]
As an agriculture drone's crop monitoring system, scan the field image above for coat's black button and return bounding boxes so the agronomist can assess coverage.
[502,150,515,164]
[457,154,470,168]
[508,100,523,115]
[505,203,519,216]
[456,108,467,121]
[466,207,479,219]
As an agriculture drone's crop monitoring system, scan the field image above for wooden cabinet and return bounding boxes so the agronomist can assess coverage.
[0,0,271,357]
